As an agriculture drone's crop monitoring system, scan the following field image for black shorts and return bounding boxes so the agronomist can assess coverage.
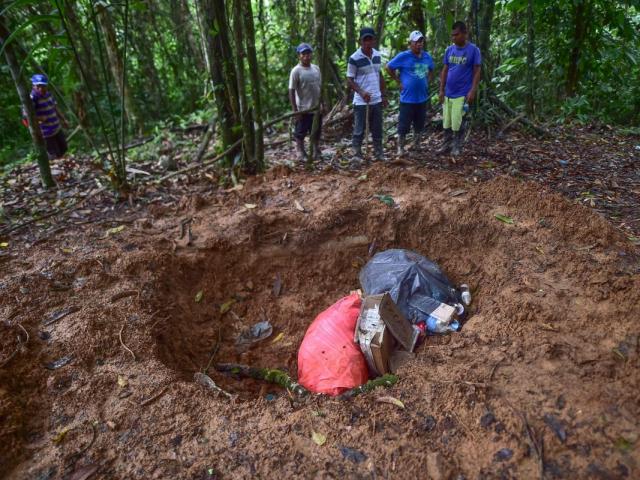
[45,130,68,159]
[294,113,322,140]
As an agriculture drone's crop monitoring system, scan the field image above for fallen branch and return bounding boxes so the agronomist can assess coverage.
[497,112,526,137]
[215,363,308,396]
[118,323,136,361]
[156,107,320,183]
[110,290,138,303]
[194,372,235,399]
[139,384,171,406]
[488,94,551,137]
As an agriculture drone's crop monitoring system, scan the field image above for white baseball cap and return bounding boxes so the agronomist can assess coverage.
[409,31,424,42]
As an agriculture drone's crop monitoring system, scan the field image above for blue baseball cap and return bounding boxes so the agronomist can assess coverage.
[359,27,376,40]
[31,74,48,85]
[296,43,313,54]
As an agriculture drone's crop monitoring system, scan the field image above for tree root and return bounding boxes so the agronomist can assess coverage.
[215,363,308,396]
[337,374,399,400]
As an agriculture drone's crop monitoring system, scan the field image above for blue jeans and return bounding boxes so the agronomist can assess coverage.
[353,103,383,147]
[398,102,427,135]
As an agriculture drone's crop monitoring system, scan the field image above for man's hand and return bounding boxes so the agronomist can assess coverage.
[360,90,372,103]
[439,91,445,104]
[466,89,477,104]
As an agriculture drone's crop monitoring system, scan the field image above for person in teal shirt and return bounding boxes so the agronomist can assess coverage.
[386,31,434,155]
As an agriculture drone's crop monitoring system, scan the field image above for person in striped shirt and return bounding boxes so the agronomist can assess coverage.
[29,74,69,159]
[347,27,388,163]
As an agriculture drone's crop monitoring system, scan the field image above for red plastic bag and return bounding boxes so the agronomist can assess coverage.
[297,293,369,396]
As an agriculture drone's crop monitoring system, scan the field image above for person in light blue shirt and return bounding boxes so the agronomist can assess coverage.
[386,31,434,155]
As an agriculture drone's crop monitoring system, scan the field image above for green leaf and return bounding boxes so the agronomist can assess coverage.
[194,290,204,303]
[220,298,236,313]
[311,431,326,446]
[106,225,126,235]
[0,15,61,59]
[374,194,395,207]
[494,214,514,224]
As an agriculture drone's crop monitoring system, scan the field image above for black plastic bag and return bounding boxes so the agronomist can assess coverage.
[359,249,462,325]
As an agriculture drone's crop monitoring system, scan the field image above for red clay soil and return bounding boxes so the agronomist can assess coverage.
[1,164,638,479]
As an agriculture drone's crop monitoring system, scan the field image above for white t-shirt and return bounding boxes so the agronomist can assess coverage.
[288,64,321,111]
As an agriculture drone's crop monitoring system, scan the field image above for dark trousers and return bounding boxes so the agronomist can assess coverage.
[398,102,427,135]
[353,103,383,146]
[294,113,322,141]
[44,130,68,159]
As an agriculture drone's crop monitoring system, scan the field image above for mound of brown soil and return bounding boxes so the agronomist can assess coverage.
[1,165,638,479]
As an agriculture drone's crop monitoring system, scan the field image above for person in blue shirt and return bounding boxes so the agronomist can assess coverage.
[386,31,434,156]
[438,21,482,156]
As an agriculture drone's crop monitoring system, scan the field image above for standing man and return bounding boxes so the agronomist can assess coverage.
[438,21,481,156]
[289,43,322,162]
[347,27,387,163]
[386,31,434,156]
[29,74,69,159]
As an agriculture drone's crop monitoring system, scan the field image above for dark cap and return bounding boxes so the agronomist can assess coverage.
[296,43,313,54]
[359,27,376,40]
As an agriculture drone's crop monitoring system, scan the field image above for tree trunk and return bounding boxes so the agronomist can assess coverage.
[232,0,255,166]
[1,18,54,188]
[477,0,495,83]
[198,0,241,166]
[310,0,328,161]
[375,0,391,46]
[566,0,588,97]
[344,0,355,58]
[409,0,425,33]
[242,0,265,172]
[526,0,535,116]
[257,0,269,104]
[95,2,143,133]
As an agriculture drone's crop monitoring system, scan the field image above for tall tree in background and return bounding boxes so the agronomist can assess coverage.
[375,0,391,45]
[232,0,255,166]
[409,0,425,33]
[1,17,54,188]
[344,0,355,59]
[95,1,142,133]
[526,0,535,115]
[198,0,241,166]
[566,0,589,97]
[242,0,264,172]
[310,0,328,161]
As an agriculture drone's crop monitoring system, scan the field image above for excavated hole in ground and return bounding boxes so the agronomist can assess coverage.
[149,215,480,401]
[151,236,388,399]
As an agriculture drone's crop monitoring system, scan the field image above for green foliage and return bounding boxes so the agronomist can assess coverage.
[2,0,639,172]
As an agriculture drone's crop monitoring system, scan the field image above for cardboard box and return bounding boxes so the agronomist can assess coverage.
[355,293,419,375]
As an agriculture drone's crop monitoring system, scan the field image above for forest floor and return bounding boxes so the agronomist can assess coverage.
[1,124,639,479]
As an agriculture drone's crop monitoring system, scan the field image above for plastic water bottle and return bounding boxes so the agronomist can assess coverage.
[460,284,472,306]
[463,102,470,113]
[426,316,460,334]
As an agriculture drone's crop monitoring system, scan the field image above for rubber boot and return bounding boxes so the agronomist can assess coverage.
[451,130,461,156]
[295,138,307,162]
[437,128,453,154]
[349,140,363,168]
[396,135,406,156]
[373,139,385,162]
[412,131,422,150]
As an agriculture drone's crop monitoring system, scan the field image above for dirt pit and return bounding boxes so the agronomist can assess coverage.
[1,165,639,479]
